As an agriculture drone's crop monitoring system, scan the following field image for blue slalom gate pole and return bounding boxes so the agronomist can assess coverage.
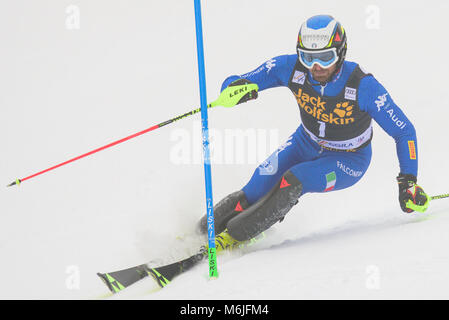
[193,0,218,278]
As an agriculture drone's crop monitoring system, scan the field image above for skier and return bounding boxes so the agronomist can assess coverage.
[197,15,430,249]
[96,14,435,294]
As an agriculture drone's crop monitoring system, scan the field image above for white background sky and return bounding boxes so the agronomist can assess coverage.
[1,0,449,299]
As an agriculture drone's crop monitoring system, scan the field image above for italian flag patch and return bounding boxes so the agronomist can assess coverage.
[324,171,336,192]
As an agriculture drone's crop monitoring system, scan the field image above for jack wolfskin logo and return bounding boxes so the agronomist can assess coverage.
[293,88,355,125]
[294,88,326,110]
[334,102,353,118]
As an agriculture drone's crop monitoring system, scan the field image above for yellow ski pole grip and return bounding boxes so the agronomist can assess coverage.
[210,83,259,108]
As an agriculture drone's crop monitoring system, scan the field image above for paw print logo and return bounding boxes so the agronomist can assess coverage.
[334,102,353,118]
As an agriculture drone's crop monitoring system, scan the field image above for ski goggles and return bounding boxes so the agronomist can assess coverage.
[297,48,338,69]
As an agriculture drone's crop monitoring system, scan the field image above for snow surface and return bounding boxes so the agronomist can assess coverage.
[1,0,449,299]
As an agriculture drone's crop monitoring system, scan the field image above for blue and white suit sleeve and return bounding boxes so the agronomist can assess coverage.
[220,55,296,92]
[359,75,418,176]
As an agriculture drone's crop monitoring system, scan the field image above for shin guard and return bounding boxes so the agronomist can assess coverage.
[226,171,302,241]
[197,190,250,235]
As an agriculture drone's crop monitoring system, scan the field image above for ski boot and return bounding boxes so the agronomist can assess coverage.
[213,229,266,253]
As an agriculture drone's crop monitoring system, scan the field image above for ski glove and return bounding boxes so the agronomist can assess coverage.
[227,79,258,106]
[396,173,430,213]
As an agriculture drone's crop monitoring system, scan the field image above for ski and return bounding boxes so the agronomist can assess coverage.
[97,247,207,294]
[97,231,266,295]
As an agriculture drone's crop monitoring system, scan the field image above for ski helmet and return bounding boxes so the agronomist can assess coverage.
[296,15,347,71]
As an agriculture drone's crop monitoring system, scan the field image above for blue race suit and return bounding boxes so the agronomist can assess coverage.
[222,55,417,205]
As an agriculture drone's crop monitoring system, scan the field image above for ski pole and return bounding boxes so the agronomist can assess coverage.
[406,193,449,212]
[7,82,258,187]
[430,194,449,201]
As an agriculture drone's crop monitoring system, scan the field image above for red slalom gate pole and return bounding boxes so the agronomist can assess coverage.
[7,106,208,187]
